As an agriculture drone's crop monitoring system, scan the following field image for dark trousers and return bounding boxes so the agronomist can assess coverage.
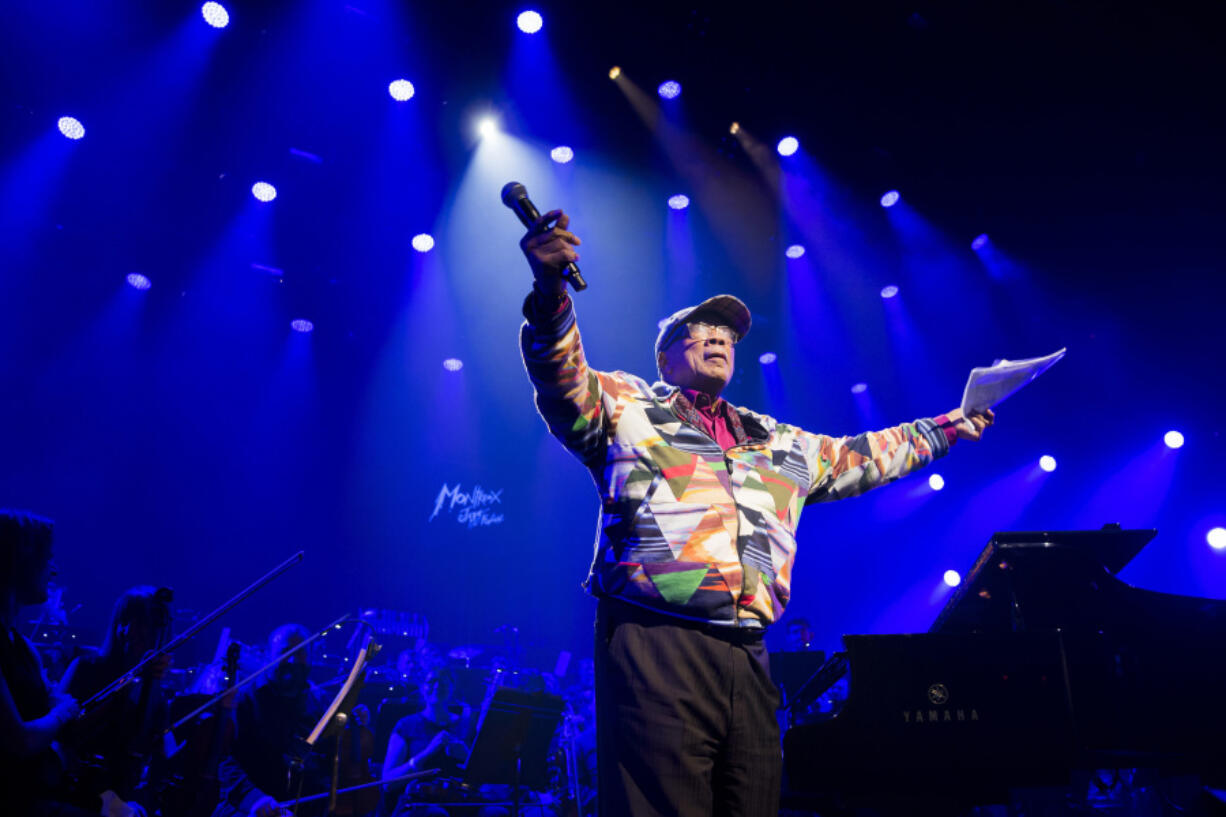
[594,599,782,817]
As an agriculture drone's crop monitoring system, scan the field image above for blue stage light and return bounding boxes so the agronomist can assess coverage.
[58,116,85,140]
[880,190,900,208]
[251,182,277,202]
[477,117,498,138]
[201,2,229,28]
[667,194,690,210]
[929,474,945,491]
[657,81,682,100]
[971,233,989,251]
[1040,455,1057,472]
[516,10,543,33]
[291,319,314,333]
[759,352,777,365]
[388,79,415,102]
[880,284,899,299]
[550,146,574,164]
[850,382,868,394]
[126,273,151,291]
[443,358,464,372]
[1209,527,1226,550]
[785,244,806,259]
[943,569,961,587]
[411,233,435,253]
[1164,430,1184,449]
[777,136,799,156]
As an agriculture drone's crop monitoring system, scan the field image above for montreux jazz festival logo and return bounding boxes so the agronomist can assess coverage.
[429,484,505,529]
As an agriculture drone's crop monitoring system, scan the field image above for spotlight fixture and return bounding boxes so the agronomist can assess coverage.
[776,136,799,157]
[943,570,961,588]
[477,117,498,138]
[201,1,229,28]
[411,234,435,253]
[758,352,777,365]
[550,145,574,164]
[443,358,464,372]
[785,244,806,259]
[657,80,681,100]
[1039,455,1057,472]
[667,194,690,210]
[388,79,415,102]
[1164,430,1184,449]
[880,285,899,299]
[608,66,621,80]
[729,122,740,135]
[57,116,85,140]
[850,382,868,394]
[880,190,900,208]
[290,319,314,333]
[516,10,543,33]
[928,474,945,491]
[126,273,151,291]
[251,182,277,202]
[1209,527,1226,550]
[971,233,989,251]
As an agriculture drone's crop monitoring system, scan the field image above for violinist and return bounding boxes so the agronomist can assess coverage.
[212,623,326,817]
[62,585,174,812]
[0,509,90,817]
[380,667,474,817]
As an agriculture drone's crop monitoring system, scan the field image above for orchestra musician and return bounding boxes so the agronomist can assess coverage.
[211,623,327,817]
[380,667,472,816]
[0,509,92,817]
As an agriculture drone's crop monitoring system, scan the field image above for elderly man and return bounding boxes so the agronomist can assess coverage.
[518,211,993,817]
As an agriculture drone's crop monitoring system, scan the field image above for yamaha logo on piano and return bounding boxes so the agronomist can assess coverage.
[900,683,980,723]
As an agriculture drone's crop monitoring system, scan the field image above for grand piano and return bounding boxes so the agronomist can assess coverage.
[782,526,1226,813]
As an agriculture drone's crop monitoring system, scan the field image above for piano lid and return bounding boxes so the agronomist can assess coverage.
[929,525,1157,635]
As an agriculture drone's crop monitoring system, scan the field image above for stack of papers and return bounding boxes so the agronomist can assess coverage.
[960,348,1067,415]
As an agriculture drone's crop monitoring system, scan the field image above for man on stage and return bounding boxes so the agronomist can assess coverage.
[517,210,993,817]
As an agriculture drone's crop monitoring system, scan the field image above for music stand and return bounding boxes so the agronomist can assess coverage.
[463,687,564,816]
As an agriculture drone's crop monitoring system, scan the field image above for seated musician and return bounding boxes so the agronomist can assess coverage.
[381,667,474,816]
[0,509,92,817]
[212,623,326,817]
[62,585,174,813]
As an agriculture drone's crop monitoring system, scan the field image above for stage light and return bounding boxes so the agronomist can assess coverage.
[550,146,574,164]
[729,122,740,135]
[667,194,690,210]
[929,474,945,491]
[759,352,777,365]
[608,66,621,80]
[201,2,229,28]
[516,10,543,33]
[126,273,151,291]
[291,319,314,333]
[1040,455,1057,472]
[880,284,899,299]
[57,116,84,140]
[943,570,961,588]
[1209,527,1226,550]
[657,81,681,100]
[971,233,989,251]
[776,136,799,157]
[443,358,464,372]
[411,233,435,253]
[1164,430,1184,449]
[251,182,277,202]
[850,382,868,394]
[880,190,900,208]
[785,244,806,259]
[477,117,498,138]
[388,79,415,102]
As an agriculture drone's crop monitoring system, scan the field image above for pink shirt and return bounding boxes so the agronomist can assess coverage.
[681,389,739,451]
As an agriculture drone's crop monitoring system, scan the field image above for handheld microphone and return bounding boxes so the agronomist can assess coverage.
[501,181,587,292]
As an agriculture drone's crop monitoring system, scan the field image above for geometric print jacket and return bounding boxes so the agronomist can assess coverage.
[521,295,951,629]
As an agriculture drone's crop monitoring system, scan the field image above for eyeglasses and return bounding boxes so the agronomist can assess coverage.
[684,321,739,344]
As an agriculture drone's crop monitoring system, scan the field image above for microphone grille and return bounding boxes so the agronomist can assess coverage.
[500,181,527,207]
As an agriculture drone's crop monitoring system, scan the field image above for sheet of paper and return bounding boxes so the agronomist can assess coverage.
[960,348,1066,415]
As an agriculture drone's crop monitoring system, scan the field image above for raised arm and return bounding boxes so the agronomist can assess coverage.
[802,408,994,503]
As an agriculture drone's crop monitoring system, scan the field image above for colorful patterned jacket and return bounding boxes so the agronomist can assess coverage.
[521,295,952,628]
